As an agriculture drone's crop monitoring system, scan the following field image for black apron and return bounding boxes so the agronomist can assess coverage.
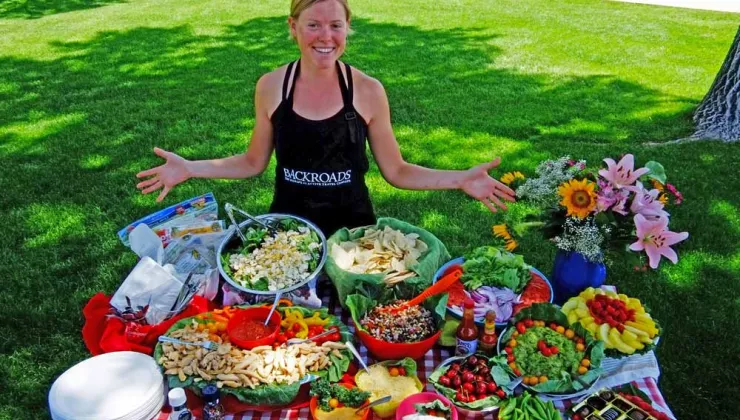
[269,60,376,236]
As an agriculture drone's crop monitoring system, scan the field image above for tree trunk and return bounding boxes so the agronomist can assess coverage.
[693,26,740,142]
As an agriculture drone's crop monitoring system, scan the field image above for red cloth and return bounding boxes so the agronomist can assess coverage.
[82,292,212,356]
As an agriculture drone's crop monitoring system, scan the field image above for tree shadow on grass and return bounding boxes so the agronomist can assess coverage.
[0,0,127,19]
[0,16,735,419]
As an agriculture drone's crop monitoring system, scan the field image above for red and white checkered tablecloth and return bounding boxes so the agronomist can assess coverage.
[156,286,675,420]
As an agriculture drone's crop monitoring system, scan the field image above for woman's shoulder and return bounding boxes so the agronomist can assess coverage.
[345,64,388,123]
[256,63,294,117]
[257,63,293,94]
[346,65,385,97]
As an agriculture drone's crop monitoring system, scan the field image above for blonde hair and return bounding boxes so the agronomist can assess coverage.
[290,0,351,20]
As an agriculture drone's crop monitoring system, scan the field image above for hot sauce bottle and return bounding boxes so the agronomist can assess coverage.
[455,298,479,356]
[478,310,498,356]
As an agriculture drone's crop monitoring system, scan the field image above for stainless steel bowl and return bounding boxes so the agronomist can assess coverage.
[216,213,327,296]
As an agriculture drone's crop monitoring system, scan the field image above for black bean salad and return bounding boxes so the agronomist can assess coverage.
[361,300,436,343]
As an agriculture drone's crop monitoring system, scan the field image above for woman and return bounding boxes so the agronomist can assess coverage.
[136,0,515,235]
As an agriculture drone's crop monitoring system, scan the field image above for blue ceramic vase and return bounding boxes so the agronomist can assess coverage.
[551,250,606,304]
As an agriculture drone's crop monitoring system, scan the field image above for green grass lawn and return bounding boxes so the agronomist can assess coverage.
[1,0,738,418]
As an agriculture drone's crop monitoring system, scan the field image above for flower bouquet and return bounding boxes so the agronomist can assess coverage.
[495,155,688,272]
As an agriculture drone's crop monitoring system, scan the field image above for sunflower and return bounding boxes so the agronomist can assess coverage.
[558,178,597,219]
[492,224,518,251]
[492,224,513,240]
[500,171,526,186]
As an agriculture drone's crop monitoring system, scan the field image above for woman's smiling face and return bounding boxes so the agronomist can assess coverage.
[289,0,349,69]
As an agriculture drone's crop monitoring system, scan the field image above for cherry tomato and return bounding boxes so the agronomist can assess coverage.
[398,367,406,376]
[292,323,302,332]
[389,367,400,377]
[329,398,339,408]
[496,389,506,399]
[524,319,534,327]
[286,330,296,339]
[515,322,526,334]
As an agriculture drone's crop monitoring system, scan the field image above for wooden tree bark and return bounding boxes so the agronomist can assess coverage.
[693,26,740,142]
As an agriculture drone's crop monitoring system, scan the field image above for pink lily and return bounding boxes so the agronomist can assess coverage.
[630,182,669,219]
[629,214,689,269]
[596,185,629,215]
[599,154,650,190]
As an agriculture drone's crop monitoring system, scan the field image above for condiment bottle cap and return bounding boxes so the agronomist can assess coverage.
[464,298,475,309]
[203,384,219,402]
[168,387,187,407]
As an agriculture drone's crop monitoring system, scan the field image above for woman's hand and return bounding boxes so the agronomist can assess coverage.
[136,147,191,202]
[460,157,516,213]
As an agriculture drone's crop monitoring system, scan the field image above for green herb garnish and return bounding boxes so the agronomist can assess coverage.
[309,379,370,412]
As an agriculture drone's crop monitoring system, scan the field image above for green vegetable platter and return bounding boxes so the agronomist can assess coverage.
[433,247,554,327]
[497,303,605,398]
[153,305,352,407]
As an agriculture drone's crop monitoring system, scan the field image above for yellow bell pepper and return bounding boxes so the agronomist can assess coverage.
[294,320,309,339]
[304,312,330,326]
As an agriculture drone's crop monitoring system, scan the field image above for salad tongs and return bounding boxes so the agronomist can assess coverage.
[224,203,277,243]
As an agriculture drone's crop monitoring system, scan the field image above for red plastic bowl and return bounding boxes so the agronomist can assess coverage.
[355,321,441,361]
[227,306,282,350]
[395,392,458,420]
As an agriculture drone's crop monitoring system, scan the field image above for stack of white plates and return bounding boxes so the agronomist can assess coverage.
[49,351,165,420]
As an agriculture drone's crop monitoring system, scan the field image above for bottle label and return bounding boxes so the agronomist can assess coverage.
[478,340,495,354]
[178,411,192,420]
[455,338,478,356]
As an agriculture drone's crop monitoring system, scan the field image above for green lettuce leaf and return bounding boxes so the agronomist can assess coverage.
[461,246,531,293]
[415,399,451,415]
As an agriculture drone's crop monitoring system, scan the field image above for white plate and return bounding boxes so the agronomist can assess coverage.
[49,352,163,420]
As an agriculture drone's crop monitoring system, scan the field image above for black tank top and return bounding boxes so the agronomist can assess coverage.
[269,60,376,236]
